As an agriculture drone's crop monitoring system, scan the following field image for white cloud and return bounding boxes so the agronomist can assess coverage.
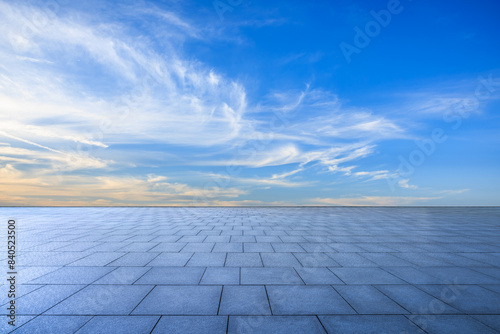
[0,0,249,149]
[398,179,418,189]
[0,1,412,205]
[203,171,311,188]
[438,189,469,195]
[311,196,439,206]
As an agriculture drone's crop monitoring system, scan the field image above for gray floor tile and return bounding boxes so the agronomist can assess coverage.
[19,252,91,266]
[200,267,240,285]
[178,236,206,243]
[241,268,303,285]
[68,252,124,266]
[231,236,256,243]
[394,253,451,267]
[12,315,91,334]
[382,266,447,284]
[0,316,34,333]
[93,267,150,284]
[426,252,490,266]
[422,267,500,284]
[417,284,500,314]
[219,286,271,315]
[481,284,500,294]
[294,253,340,267]
[295,267,344,284]
[148,243,186,252]
[420,315,498,334]
[117,243,158,252]
[181,243,214,253]
[360,253,412,266]
[152,316,227,334]
[107,253,159,266]
[299,243,336,253]
[335,285,408,314]
[148,253,193,266]
[319,315,423,333]
[244,243,274,253]
[375,284,460,314]
[135,267,205,285]
[327,243,366,253]
[470,315,500,332]
[256,236,282,243]
[187,253,227,267]
[204,236,230,243]
[77,315,159,334]
[228,316,326,334]
[472,267,500,279]
[225,253,263,267]
[0,285,84,315]
[329,268,406,284]
[0,284,42,306]
[28,267,114,284]
[45,285,153,315]
[212,243,243,253]
[261,253,302,267]
[133,286,222,315]
[328,253,377,267]
[14,267,61,284]
[267,285,355,315]
[271,243,305,252]
[459,253,500,266]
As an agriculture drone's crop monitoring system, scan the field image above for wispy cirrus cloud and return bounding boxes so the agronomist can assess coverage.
[2,0,483,206]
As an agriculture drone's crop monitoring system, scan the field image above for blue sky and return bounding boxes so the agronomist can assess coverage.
[0,0,499,206]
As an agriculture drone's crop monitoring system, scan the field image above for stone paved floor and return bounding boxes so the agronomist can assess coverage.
[1,207,500,333]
